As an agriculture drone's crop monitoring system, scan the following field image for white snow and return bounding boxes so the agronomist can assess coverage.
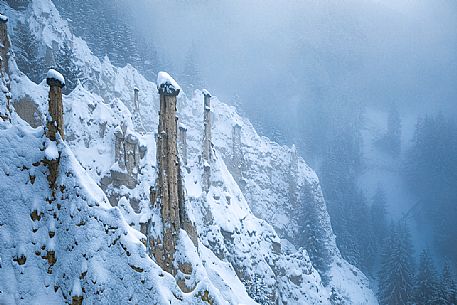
[0,1,379,304]
[16,244,26,257]
[202,89,211,96]
[81,259,88,273]
[44,139,59,160]
[72,278,82,297]
[48,218,56,232]
[46,69,65,85]
[31,197,41,214]
[46,236,55,251]
[157,71,181,91]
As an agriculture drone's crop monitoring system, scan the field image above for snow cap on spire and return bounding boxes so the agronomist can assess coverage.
[0,14,8,23]
[157,71,180,96]
[46,68,65,87]
[202,89,212,97]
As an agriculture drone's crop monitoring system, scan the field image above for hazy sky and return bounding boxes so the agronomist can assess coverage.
[120,0,457,112]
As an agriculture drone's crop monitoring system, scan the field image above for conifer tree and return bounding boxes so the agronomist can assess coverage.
[5,0,28,10]
[182,44,203,93]
[54,42,83,93]
[439,262,457,305]
[414,249,440,305]
[378,222,415,305]
[375,103,401,157]
[298,182,331,285]
[319,122,375,273]
[13,21,46,84]
[403,114,457,263]
[370,185,388,272]
[386,103,402,156]
[371,186,388,245]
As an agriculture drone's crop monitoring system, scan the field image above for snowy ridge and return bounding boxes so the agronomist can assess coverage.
[0,0,378,304]
[179,91,377,304]
[0,122,229,304]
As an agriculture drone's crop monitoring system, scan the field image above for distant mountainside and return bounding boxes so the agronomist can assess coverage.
[0,0,377,304]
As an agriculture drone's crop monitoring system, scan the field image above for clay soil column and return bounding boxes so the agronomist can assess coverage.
[46,69,65,140]
[45,69,65,192]
[155,72,182,274]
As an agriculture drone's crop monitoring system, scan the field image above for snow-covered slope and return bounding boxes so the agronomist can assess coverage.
[0,0,378,304]
[0,121,226,305]
[179,92,377,305]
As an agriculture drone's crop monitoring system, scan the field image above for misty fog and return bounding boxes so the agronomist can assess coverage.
[101,0,457,249]
[47,0,457,302]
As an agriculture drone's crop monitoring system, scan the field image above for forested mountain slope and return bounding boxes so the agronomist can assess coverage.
[0,0,377,304]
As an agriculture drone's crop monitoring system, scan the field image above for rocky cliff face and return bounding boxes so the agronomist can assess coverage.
[0,0,378,304]
[0,12,11,121]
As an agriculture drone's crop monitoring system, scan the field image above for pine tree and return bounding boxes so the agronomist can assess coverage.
[319,122,376,274]
[386,103,401,156]
[439,262,457,305]
[403,114,457,265]
[246,274,272,304]
[375,103,401,157]
[378,222,415,305]
[5,0,28,10]
[330,287,349,305]
[371,185,388,271]
[12,21,46,84]
[54,42,84,94]
[181,44,203,93]
[298,181,331,285]
[141,40,159,79]
[415,249,440,305]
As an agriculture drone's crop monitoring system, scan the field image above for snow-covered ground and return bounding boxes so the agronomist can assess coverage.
[0,0,378,304]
